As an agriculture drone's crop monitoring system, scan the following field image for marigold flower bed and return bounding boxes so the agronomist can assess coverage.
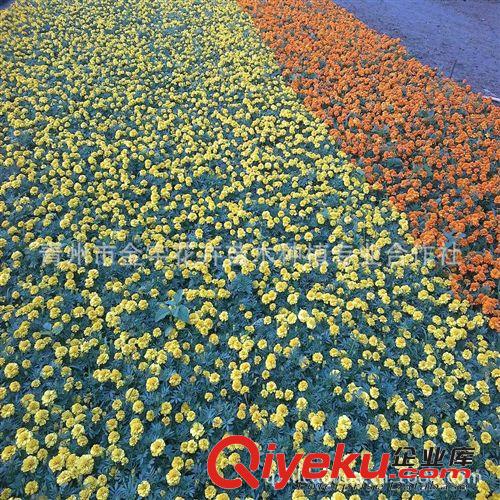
[0,0,497,498]
[237,0,500,330]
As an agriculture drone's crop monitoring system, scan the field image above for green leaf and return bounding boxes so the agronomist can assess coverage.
[384,157,403,169]
[176,305,190,323]
[173,289,183,304]
[155,304,171,322]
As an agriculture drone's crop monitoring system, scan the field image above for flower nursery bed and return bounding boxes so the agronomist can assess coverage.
[0,0,498,498]
[238,0,500,330]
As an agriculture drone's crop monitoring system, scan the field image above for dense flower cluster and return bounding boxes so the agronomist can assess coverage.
[237,0,500,329]
[0,0,498,498]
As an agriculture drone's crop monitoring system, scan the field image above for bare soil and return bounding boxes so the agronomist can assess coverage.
[332,0,500,98]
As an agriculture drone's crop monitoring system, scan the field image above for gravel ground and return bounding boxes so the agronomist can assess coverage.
[332,0,500,98]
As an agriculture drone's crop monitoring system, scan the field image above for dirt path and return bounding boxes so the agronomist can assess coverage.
[332,0,499,98]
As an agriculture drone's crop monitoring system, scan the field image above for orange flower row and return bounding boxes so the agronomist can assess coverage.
[238,0,500,329]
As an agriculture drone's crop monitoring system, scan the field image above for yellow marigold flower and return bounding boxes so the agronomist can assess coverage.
[205,485,217,499]
[166,468,181,486]
[24,481,38,495]
[480,432,491,444]
[169,373,182,386]
[137,480,150,497]
[21,455,38,473]
[150,438,166,457]
[4,363,18,379]
[146,377,159,392]
[367,424,379,440]
[190,422,205,438]
[296,397,308,411]
[442,427,457,444]
[1,446,16,462]
[454,410,469,426]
